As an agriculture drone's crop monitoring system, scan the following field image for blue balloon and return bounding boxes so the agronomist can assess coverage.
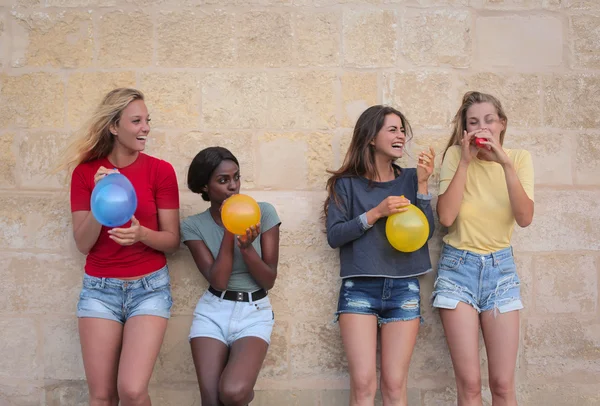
[91,173,137,227]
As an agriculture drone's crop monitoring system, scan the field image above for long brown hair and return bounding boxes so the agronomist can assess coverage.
[443,91,508,157]
[323,105,413,218]
[54,88,145,173]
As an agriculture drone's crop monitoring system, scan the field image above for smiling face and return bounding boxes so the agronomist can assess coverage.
[205,159,241,205]
[110,99,151,153]
[371,113,406,160]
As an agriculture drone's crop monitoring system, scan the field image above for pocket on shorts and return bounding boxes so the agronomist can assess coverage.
[252,297,274,320]
[438,254,462,271]
[146,269,171,291]
[497,256,517,274]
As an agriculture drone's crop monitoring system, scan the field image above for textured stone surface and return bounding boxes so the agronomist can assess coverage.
[475,16,562,68]
[0,132,17,187]
[343,10,397,68]
[523,318,600,383]
[401,10,472,67]
[157,10,235,68]
[237,11,293,68]
[11,11,93,68]
[202,72,269,129]
[575,132,600,185]
[571,16,600,69]
[290,320,346,378]
[43,318,85,380]
[270,71,337,129]
[139,73,202,128]
[543,74,600,129]
[0,73,64,128]
[295,11,340,67]
[533,255,597,314]
[0,319,41,379]
[18,131,71,189]
[97,11,152,68]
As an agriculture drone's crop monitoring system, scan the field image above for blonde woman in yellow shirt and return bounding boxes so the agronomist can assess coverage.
[432,91,534,406]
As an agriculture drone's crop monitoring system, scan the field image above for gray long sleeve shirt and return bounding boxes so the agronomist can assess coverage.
[326,168,434,279]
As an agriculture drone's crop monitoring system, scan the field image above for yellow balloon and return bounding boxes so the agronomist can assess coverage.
[385,204,429,253]
[221,194,261,235]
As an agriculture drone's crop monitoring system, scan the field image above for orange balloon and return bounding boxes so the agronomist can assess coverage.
[221,194,261,235]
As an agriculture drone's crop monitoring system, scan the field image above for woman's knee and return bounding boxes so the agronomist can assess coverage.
[117,379,149,405]
[457,375,482,398]
[489,376,515,398]
[350,372,378,401]
[380,375,407,402]
[219,379,253,406]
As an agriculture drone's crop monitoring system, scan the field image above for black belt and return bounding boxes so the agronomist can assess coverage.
[208,286,267,302]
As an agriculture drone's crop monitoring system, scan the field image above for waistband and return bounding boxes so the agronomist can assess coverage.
[442,243,513,262]
[208,286,267,302]
[83,265,169,289]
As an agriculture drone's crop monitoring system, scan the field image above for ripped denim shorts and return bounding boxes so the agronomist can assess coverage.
[431,244,523,314]
[335,276,421,325]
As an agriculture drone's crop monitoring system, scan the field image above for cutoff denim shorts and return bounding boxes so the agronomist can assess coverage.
[431,244,523,314]
[335,276,422,325]
[76,265,172,323]
[189,289,275,346]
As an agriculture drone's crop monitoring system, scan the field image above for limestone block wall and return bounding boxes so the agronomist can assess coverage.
[0,0,599,405]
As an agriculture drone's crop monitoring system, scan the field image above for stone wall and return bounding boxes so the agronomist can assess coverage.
[0,0,599,405]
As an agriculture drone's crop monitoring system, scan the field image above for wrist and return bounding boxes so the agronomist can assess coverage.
[501,160,514,170]
[139,226,149,243]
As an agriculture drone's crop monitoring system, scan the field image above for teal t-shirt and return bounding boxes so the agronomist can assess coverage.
[180,201,281,292]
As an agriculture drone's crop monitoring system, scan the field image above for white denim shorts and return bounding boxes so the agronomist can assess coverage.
[189,289,275,346]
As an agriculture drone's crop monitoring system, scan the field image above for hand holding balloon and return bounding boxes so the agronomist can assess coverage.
[237,223,261,250]
[221,194,261,235]
[108,216,144,246]
[90,172,138,227]
[94,166,119,184]
[386,203,429,253]
[374,195,411,219]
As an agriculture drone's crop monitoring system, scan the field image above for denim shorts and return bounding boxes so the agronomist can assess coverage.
[76,265,172,323]
[431,244,523,314]
[189,290,275,346]
[335,277,421,325]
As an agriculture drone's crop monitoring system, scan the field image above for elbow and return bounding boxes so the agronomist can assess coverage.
[327,235,340,249]
[211,280,228,291]
[74,240,91,255]
[163,241,180,255]
[516,214,533,228]
[438,215,455,228]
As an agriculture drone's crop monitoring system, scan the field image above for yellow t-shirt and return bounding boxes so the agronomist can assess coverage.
[439,145,534,254]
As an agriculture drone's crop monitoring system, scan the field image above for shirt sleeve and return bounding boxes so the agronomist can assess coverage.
[180,217,202,243]
[70,164,93,212]
[155,160,180,209]
[259,202,281,233]
[439,146,461,195]
[516,150,535,202]
[326,178,367,249]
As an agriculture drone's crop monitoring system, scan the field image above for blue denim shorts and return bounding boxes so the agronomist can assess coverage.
[76,265,172,323]
[335,277,421,325]
[431,244,523,314]
[189,290,275,346]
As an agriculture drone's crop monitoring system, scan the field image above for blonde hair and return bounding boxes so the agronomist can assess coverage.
[55,88,145,173]
[443,91,508,156]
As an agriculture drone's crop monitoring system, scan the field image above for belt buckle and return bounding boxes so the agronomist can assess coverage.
[237,292,244,301]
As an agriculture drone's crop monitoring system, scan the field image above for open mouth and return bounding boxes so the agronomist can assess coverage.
[392,142,403,150]
[136,136,147,141]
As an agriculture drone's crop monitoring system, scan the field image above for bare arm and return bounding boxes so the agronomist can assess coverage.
[72,211,102,255]
[502,162,534,227]
[184,232,236,291]
[239,225,280,291]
